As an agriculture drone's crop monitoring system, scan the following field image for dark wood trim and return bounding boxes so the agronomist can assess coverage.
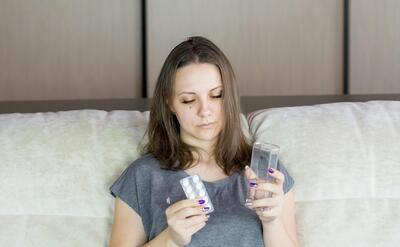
[0,98,151,114]
[343,0,350,94]
[1,95,399,114]
[241,94,400,113]
[141,0,147,97]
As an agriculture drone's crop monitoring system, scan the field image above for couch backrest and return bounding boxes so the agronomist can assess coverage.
[0,110,249,246]
[248,101,400,246]
[1,100,400,246]
[0,110,149,246]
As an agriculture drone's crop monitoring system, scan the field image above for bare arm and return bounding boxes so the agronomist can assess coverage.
[262,189,300,247]
[109,197,207,247]
[109,197,147,247]
[245,166,299,247]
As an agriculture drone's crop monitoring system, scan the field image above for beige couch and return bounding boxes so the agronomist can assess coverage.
[1,98,399,246]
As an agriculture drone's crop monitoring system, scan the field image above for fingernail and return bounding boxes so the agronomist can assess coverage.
[245,202,253,207]
[202,206,210,212]
[249,181,257,188]
[198,199,206,205]
[268,168,274,174]
[245,165,250,170]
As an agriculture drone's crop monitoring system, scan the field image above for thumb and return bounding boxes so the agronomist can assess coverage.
[244,166,258,180]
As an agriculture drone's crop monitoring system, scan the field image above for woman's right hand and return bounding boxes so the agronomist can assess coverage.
[165,198,209,246]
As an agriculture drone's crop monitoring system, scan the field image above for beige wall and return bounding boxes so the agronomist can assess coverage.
[350,0,400,94]
[147,0,343,96]
[2,1,399,101]
[0,0,142,101]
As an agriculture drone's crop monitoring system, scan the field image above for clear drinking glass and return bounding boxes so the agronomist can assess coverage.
[246,142,280,204]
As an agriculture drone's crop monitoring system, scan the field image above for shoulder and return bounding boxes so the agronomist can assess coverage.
[110,154,165,194]
[131,153,161,168]
[125,153,163,175]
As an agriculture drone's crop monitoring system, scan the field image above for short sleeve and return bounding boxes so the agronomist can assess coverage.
[277,160,295,194]
[110,162,141,215]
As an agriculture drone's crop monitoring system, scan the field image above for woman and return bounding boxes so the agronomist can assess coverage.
[109,36,299,247]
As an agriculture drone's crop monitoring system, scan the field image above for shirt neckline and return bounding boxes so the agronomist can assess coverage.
[178,169,239,187]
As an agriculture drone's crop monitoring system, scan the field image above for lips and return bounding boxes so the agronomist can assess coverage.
[198,122,216,128]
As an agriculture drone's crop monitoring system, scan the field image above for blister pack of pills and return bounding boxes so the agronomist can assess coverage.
[180,175,214,214]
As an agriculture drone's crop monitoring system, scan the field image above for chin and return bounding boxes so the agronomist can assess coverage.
[196,134,219,142]
[182,128,221,144]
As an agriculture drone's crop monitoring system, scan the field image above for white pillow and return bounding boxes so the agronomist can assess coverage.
[0,110,149,246]
[248,101,400,247]
[0,109,250,247]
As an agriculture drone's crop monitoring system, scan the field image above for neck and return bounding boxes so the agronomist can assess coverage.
[192,148,215,165]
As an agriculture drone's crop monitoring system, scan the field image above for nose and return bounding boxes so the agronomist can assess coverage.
[199,99,211,118]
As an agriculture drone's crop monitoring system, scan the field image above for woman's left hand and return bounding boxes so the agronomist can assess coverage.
[244,166,285,225]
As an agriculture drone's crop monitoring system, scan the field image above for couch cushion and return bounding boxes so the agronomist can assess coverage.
[0,109,250,246]
[0,215,111,246]
[248,101,400,247]
[0,110,149,246]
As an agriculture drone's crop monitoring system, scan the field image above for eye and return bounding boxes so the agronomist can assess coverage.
[181,99,195,104]
[211,92,223,99]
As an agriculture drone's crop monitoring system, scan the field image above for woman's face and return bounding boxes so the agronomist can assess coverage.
[170,63,225,149]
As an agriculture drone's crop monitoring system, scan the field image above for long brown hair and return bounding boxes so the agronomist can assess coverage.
[142,36,251,175]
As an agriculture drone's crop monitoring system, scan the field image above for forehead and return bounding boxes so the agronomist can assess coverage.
[173,63,222,94]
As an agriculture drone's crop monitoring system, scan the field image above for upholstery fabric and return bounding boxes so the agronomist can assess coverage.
[248,101,400,246]
[0,110,249,246]
[0,110,149,246]
[1,101,399,246]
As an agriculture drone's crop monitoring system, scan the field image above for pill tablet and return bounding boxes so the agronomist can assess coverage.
[180,175,214,214]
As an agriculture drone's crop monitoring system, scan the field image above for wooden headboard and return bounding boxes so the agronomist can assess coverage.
[0,95,399,114]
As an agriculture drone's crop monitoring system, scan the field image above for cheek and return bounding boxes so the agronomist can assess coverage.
[215,104,224,118]
[175,107,196,126]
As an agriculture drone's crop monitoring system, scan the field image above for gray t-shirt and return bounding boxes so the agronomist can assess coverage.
[110,154,294,247]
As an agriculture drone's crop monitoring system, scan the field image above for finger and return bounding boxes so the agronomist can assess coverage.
[174,206,204,220]
[255,182,282,195]
[168,214,208,237]
[183,214,209,228]
[266,168,285,185]
[244,165,258,180]
[167,207,206,229]
[166,198,204,216]
[247,185,256,200]
[255,207,279,218]
[186,219,208,235]
[250,197,279,208]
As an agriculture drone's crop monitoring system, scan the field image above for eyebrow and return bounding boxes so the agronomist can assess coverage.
[178,85,222,96]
